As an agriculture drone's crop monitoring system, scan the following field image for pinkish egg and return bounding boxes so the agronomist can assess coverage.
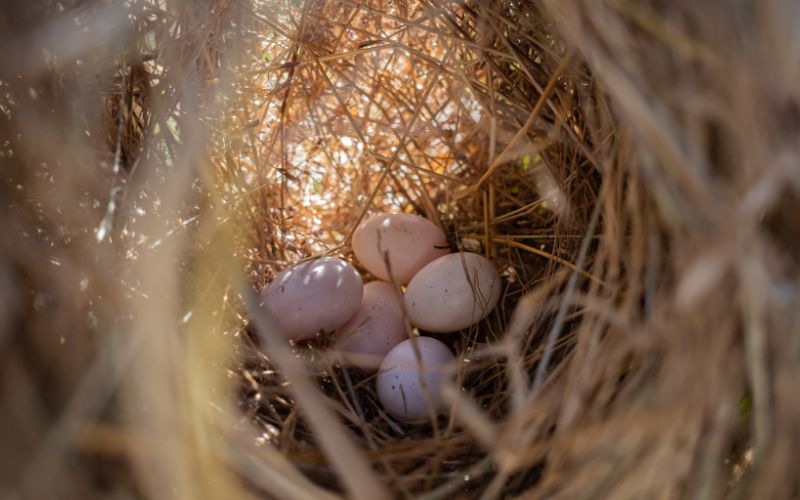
[405,252,501,332]
[352,213,449,285]
[333,281,408,372]
[376,337,455,422]
[259,257,363,341]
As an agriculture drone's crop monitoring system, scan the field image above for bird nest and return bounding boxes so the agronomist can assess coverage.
[1,0,798,499]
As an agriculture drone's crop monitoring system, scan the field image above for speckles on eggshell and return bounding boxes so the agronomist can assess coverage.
[404,252,501,333]
[376,337,454,422]
[259,257,363,341]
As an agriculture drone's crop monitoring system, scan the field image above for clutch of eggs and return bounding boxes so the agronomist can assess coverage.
[256,213,503,425]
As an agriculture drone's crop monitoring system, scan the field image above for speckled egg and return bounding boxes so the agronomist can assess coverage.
[259,257,363,341]
[352,213,450,285]
[333,281,408,372]
[404,252,501,332]
[376,337,455,422]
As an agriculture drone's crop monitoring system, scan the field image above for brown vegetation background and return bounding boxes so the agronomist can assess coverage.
[1,0,798,498]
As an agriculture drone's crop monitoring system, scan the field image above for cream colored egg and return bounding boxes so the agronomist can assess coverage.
[259,257,363,341]
[352,213,449,285]
[376,337,454,422]
[404,252,501,332]
[333,281,408,372]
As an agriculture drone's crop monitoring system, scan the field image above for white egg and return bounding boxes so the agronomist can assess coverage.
[259,257,363,340]
[404,252,501,332]
[333,281,408,372]
[352,213,449,285]
[376,337,454,422]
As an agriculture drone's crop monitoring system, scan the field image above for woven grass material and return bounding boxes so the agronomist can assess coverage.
[1,0,799,498]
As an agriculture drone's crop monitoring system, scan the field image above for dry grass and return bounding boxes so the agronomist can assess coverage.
[1,0,799,498]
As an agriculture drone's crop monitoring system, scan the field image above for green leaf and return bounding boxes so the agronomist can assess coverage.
[739,392,751,419]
